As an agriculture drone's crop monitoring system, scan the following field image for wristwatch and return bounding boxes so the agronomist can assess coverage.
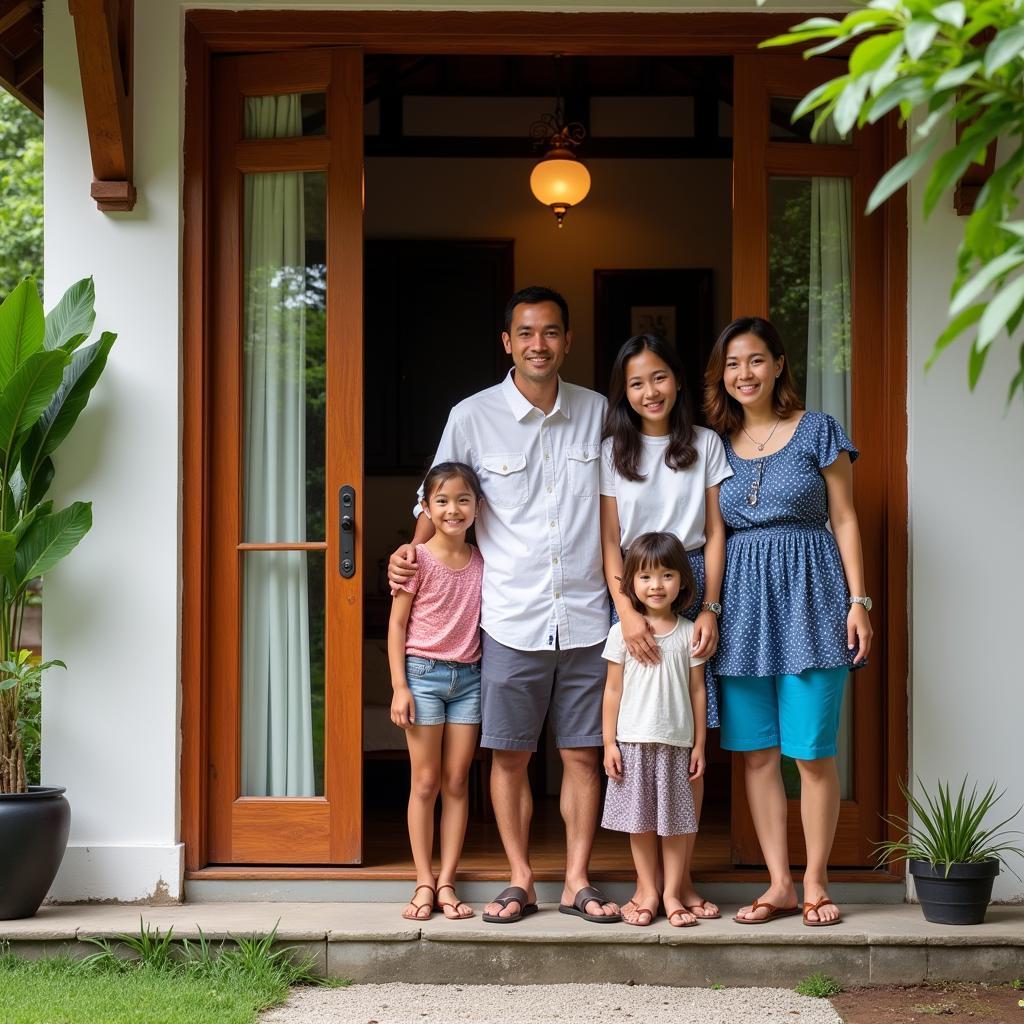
[700,601,722,616]
[849,595,873,611]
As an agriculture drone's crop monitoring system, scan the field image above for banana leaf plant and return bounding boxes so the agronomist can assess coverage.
[0,277,115,793]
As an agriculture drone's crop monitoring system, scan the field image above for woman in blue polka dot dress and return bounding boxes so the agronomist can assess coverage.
[704,316,873,928]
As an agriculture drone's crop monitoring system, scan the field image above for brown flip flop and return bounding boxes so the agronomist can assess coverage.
[623,903,656,927]
[435,883,474,919]
[803,896,841,927]
[559,885,623,923]
[668,908,699,928]
[401,883,436,921]
[482,885,538,924]
[686,899,721,920]
[732,898,800,924]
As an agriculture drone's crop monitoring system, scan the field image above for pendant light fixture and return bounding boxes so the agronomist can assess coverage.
[529,55,591,228]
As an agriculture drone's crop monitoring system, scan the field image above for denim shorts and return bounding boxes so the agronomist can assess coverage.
[405,656,482,727]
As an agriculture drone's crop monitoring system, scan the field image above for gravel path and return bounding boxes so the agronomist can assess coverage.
[263,983,843,1024]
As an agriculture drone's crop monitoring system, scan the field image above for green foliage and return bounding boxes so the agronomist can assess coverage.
[0,922,339,1024]
[876,776,1024,875]
[0,92,42,300]
[795,972,843,997]
[0,277,115,793]
[761,0,1024,401]
[80,919,331,991]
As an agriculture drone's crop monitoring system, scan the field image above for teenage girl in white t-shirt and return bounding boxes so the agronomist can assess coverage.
[599,332,732,922]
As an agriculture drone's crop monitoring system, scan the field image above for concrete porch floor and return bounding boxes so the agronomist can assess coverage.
[2,902,1023,987]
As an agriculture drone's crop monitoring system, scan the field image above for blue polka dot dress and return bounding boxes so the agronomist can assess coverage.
[714,412,859,679]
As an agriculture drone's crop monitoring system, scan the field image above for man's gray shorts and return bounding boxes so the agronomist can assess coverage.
[480,631,605,751]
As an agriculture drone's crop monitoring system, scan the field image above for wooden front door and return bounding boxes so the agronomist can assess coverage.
[206,48,365,864]
[730,54,888,868]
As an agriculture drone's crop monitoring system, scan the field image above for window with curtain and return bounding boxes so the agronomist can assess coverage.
[768,124,854,799]
[240,94,327,797]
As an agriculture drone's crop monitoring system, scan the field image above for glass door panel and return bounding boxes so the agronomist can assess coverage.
[768,173,854,801]
[207,48,364,864]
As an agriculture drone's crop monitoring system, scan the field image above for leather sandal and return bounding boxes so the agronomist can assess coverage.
[732,898,800,924]
[685,899,721,920]
[435,883,474,919]
[401,883,436,921]
[668,908,699,928]
[623,902,656,927]
[558,885,622,923]
[803,896,841,927]
[481,885,538,924]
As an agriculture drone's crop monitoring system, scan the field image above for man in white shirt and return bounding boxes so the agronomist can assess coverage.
[389,287,620,924]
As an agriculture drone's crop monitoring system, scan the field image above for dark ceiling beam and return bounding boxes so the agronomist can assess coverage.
[0,0,37,37]
[366,136,732,159]
[0,0,42,115]
[69,0,136,211]
[14,39,40,85]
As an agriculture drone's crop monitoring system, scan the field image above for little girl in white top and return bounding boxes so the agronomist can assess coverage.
[602,531,707,928]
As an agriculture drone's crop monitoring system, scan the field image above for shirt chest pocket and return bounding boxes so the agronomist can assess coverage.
[566,444,600,498]
[480,453,529,509]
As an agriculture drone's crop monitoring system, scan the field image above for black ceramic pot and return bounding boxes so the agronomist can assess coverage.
[0,786,71,919]
[909,858,999,925]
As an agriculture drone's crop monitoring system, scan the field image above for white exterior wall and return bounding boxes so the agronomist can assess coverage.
[907,133,1024,901]
[40,0,1024,902]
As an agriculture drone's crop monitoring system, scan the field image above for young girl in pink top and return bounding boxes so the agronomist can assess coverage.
[389,461,484,922]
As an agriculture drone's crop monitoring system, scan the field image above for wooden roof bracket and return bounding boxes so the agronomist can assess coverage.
[69,0,136,211]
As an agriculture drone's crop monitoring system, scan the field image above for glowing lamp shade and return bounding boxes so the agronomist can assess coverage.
[530,148,591,228]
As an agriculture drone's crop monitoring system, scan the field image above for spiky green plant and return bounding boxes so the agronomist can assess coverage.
[795,972,842,998]
[876,776,1024,877]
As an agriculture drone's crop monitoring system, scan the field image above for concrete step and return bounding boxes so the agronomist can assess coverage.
[3,903,1022,988]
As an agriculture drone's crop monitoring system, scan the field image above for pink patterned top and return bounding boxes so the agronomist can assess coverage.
[399,543,483,663]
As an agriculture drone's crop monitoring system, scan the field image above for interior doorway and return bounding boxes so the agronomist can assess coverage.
[359,54,736,876]
[185,10,906,880]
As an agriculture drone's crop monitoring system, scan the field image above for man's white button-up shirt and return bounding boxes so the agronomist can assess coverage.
[417,370,608,652]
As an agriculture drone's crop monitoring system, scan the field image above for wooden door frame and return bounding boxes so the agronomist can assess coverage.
[181,9,909,877]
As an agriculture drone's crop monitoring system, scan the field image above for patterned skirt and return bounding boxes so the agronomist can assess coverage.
[601,742,698,837]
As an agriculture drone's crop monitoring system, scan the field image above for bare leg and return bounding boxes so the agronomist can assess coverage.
[435,723,479,919]
[662,833,697,926]
[796,755,841,924]
[403,725,443,919]
[677,776,718,917]
[625,832,660,924]
[483,749,535,919]
[558,746,618,916]
[734,747,798,922]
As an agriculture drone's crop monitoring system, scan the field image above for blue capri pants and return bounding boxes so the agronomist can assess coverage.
[719,667,847,761]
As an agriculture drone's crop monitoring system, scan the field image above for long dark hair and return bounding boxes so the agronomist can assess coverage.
[603,334,697,483]
[703,316,804,436]
[620,532,696,615]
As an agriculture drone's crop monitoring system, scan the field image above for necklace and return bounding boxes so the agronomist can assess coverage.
[741,415,782,452]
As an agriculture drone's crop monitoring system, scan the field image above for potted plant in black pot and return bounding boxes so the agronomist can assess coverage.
[877,777,1024,925]
[0,277,115,919]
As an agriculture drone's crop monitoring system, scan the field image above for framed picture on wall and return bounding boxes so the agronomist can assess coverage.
[593,268,714,418]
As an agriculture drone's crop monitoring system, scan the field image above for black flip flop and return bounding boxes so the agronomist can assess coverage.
[558,885,622,923]
[481,885,539,924]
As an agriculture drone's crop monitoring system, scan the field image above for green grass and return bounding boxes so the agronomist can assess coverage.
[795,972,842,998]
[0,924,341,1024]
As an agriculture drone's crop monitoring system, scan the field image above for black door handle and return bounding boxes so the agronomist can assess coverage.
[339,485,356,578]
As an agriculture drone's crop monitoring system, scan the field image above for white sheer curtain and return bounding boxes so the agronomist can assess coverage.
[807,133,854,797]
[807,127,853,426]
[241,94,315,797]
